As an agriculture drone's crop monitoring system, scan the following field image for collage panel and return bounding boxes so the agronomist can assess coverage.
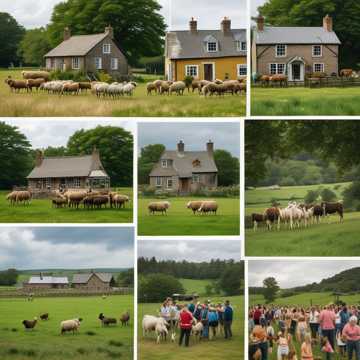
[138,239,244,360]
[0,226,134,360]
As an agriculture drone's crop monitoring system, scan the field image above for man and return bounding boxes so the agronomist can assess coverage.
[179,306,193,347]
[224,300,234,339]
[319,304,336,351]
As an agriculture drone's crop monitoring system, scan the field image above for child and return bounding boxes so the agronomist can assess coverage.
[321,336,334,360]
[266,323,275,354]
[277,331,289,360]
[301,333,314,360]
[297,317,308,344]
[336,331,346,358]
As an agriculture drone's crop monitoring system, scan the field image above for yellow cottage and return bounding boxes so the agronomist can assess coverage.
[165,17,247,82]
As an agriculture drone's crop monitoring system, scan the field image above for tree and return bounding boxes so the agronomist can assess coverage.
[214,150,240,186]
[117,269,134,287]
[0,122,33,189]
[47,0,166,65]
[0,13,25,67]
[43,146,68,157]
[138,144,165,185]
[218,266,242,296]
[263,277,279,303]
[0,269,19,286]
[18,28,52,66]
[66,126,133,186]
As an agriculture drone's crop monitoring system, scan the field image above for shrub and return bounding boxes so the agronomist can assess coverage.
[304,189,320,204]
[96,71,113,83]
[50,70,88,81]
[109,340,123,347]
[320,188,337,202]
[183,75,193,89]
[343,181,360,211]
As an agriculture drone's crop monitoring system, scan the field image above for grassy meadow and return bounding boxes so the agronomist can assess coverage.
[138,197,240,236]
[0,189,133,223]
[0,69,245,117]
[0,294,133,360]
[251,87,360,116]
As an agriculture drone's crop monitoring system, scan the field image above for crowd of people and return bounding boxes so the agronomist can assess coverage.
[249,304,360,360]
[158,297,234,347]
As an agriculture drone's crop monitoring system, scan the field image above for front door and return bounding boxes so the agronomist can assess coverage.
[291,62,303,81]
[179,179,190,193]
[204,64,213,81]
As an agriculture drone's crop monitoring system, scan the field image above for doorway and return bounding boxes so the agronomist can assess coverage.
[204,63,214,81]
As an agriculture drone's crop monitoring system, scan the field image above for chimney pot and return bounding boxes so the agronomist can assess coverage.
[221,17,231,33]
[177,140,185,153]
[206,140,214,154]
[189,17,197,33]
[63,27,71,41]
[323,14,333,32]
[257,15,265,32]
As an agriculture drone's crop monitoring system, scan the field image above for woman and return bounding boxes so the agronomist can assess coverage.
[342,315,360,360]
[252,324,268,360]
[208,307,219,340]
[178,306,193,347]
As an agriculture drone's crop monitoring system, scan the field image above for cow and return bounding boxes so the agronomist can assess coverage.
[251,213,265,231]
[321,202,344,223]
[263,207,280,230]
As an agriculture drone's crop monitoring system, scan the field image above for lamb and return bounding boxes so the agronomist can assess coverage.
[5,77,28,92]
[159,82,172,95]
[198,200,218,215]
[142,315,169,343]
[22,70,50,81]
[120,311,130,326]
[60,318,82,334]
[148,201,171,215]
[40,313,49,320]
[192,319,203,340]
[99,313,117,326]
[191,80,201,93]
[26,78,46,91]
[61,82,80,95]
[22,317,37,330]
[202,82,219,96]
[169,81,186,95]
[187,200,206,214]
[122,82,137,96]
[147,82,157,95]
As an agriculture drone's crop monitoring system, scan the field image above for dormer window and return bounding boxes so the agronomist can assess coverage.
[161,160,168,168]
[204,35,218,53]
[207,42,218,52]
[236,41,246,52]
[103,43,111,54]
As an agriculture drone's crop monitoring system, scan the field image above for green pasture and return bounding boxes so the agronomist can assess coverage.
[138,197,240,236]
[0,189,133,223]
[179,279,213,296]
[0,69,245,117]
[0,295,134,360]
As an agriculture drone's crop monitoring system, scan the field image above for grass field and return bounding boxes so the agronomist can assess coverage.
[138,197,240,236]
[0,295,133,360]
[251,87,360,116]
[179,279,213,296]
[0,189,133,223]
[0,69,245,117]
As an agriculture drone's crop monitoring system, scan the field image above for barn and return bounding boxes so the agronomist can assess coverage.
[72,272,116,292]
[24,275,69,290]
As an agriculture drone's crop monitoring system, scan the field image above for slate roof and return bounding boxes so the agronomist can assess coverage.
[166,29,246,59]
[254,26,341,45]
[44,33,108,57]
[28,276,69,284]
[72,273,114,284]
[150,150,218,178]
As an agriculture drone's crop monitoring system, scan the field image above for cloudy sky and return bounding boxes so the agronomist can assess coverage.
[138,122,240,157]
[249,260,360,289]
[4,118,135,149]
[138,240,241,262]
[0,227,134,269]
[251,0,267,16]
[3,0,247,30]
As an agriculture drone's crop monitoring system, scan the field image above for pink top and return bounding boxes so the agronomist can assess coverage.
[322,341,334,353]
[343,323,360,341]
[319,309,335,330]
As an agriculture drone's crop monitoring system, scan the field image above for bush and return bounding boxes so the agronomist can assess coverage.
[304,189,320,204]
[320,188,337,202]
[50,70,88,81]
[183,75,193,88]
[96,71,113,83]
[343,181,360,211]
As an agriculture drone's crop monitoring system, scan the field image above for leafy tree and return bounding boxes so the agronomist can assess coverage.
[320,188,337,202]
[305,189,320,204]
[0,122,32,189]
[47,0,166,65]
[18,28,52,66]
[0,13,25,67]
[138,144,165,185]
[66,126,133,186]
[0,269,19,286]
[117,269,134,287]
[263,277,279,303]
[43,146,68,157]
[343,181,360,211]
[218,265,242,296]
[214,149,240,186]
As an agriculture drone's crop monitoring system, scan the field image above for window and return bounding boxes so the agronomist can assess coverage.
[74,178,81,187]
[237,64,247,76]
[45,178,51,188]
[95,57,102,70]
[192,174,200,183]
[185,65,199,77]
[269,63,285,75]
[313,63,325,73]
[111,58,118,70]
[312,45,322,57]
[275,44,287,57]
[72,57,80,70]
[103,43,111,54]
[236,41,246,51]
[207,41,218,52]
[156,177,162,187]
[161,160,167,168]
[167,179,173,189]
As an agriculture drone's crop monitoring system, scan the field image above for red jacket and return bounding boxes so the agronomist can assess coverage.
[180,311,193,329]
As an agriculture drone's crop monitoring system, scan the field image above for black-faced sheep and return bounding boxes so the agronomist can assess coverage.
[40,313,49,320]
[22,317,37,330]
[99,313,117,326]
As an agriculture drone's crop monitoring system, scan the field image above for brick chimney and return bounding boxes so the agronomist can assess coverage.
[206,140,214,154]
[257,15,265,32]
[35,150,43,167]
[189,17,197,33]
[221,17,231,33]
[64,27,71,41]
[177,140,185,153]
[92,146,100,163]
[105,25,114,39]
[323,14,333,32]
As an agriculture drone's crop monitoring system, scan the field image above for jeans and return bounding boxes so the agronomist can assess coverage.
[224,320,233,339]
[259,341,268,360]
[322,329,335,352]
[310,323,319,338]
[179,328,191,347]
[347,340,360,360]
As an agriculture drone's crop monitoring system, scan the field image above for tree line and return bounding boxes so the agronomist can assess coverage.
[0,269,19,286]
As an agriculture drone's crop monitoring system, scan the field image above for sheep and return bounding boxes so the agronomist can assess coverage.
[110,194,130,209]
[40,313,49,320]
[148,201,171,215]
[187,200,206,214]
[78,82,91,93]
[93,82,110,98]
[22,70,50,81]
[60,318,82,334]
[22,317,37,330]
[142,315,169,343]
[26,78,46,92]
[122,82,137,96]
[159,82,172,95]
[63,191,87,209]
[6,191,18,205]
[120,311,130,326]
[223,80,241,95]
[198,200,218,215]
[153,79,163,93]
[92,195,109,209]
[108,82,126,99]
[5,77,28,93]
[155,320,168,343]
[52,196,67,208]
[15,191,32,205]
[169,81,186,95]
[99,313,117,326]
[61,82,80,95]
[202,82,219,96]
[192,319,203,341]
[191,80,201,93]
[147,82,157,95]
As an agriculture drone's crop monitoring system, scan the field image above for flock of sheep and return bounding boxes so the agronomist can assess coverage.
[147,200,218,215]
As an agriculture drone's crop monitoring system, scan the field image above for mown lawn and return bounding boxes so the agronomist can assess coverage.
[0,189,133,223]
[0,69,245,117]
[0,295,134,360]
[138,295,244,360]
[251,87,360,116]
[138,197,240,236]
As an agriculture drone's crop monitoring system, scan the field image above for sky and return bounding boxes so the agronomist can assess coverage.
[138,240,241,262]
[138,122,240,157]
[2,0,247,30]
[251,0,267,16]
[0,227,134,269]
[249,260,360,289]
[4,118,135,149]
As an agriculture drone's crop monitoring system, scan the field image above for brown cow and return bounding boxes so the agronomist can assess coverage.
[321,202,343,222]
[269,74,288,87]
[263,207,280,230]
[259,75,270,87]
[251,213,265,231]
[340,69,353,78]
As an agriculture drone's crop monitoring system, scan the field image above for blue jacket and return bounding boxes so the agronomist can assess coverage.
[224,305,233,321]
[208,311,218,322]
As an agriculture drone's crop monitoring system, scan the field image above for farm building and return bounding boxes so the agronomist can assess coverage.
[165,17,247,81]
[26,147,110,192]
[24,275,69,290]
[149,140,218,194]
[252,15,341,81]
[44,26,128,78]
[72,272,116,292]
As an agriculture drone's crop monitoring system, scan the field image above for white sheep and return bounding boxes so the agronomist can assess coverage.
[198,200,218,214]
[142,315,169,343]
[60,318,82,334]
[169,81,186,95]
[122,82,137,96]
[192,319,204,341]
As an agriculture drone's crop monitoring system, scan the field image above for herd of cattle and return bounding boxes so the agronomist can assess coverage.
[147,200,219,215]
[251,201,344,231]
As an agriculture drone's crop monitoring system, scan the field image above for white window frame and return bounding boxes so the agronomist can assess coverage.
[103,43,111,54]
[312,45,322,57]
[237,64,247,76]
[155,177,162,187]
[111,58,118,70]
[192,174,200,183]
[166,178,173,189]
[74,178,81,188]
[161,160,167,168]
[185,65,199,78]
[236,41,246,52]
[72,57,80,70]
[269,63,285,75]
[95,57,102,70]
[313,63,325,73]
[275,44,287,57]
[207,41,218,52]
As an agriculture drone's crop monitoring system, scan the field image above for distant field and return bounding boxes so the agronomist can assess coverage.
[179,279,213,296]
[138,197,240,236]
[0,295,133,360]
[251,87,360,116]
[0,189,133,223]
[0,69,245,117]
